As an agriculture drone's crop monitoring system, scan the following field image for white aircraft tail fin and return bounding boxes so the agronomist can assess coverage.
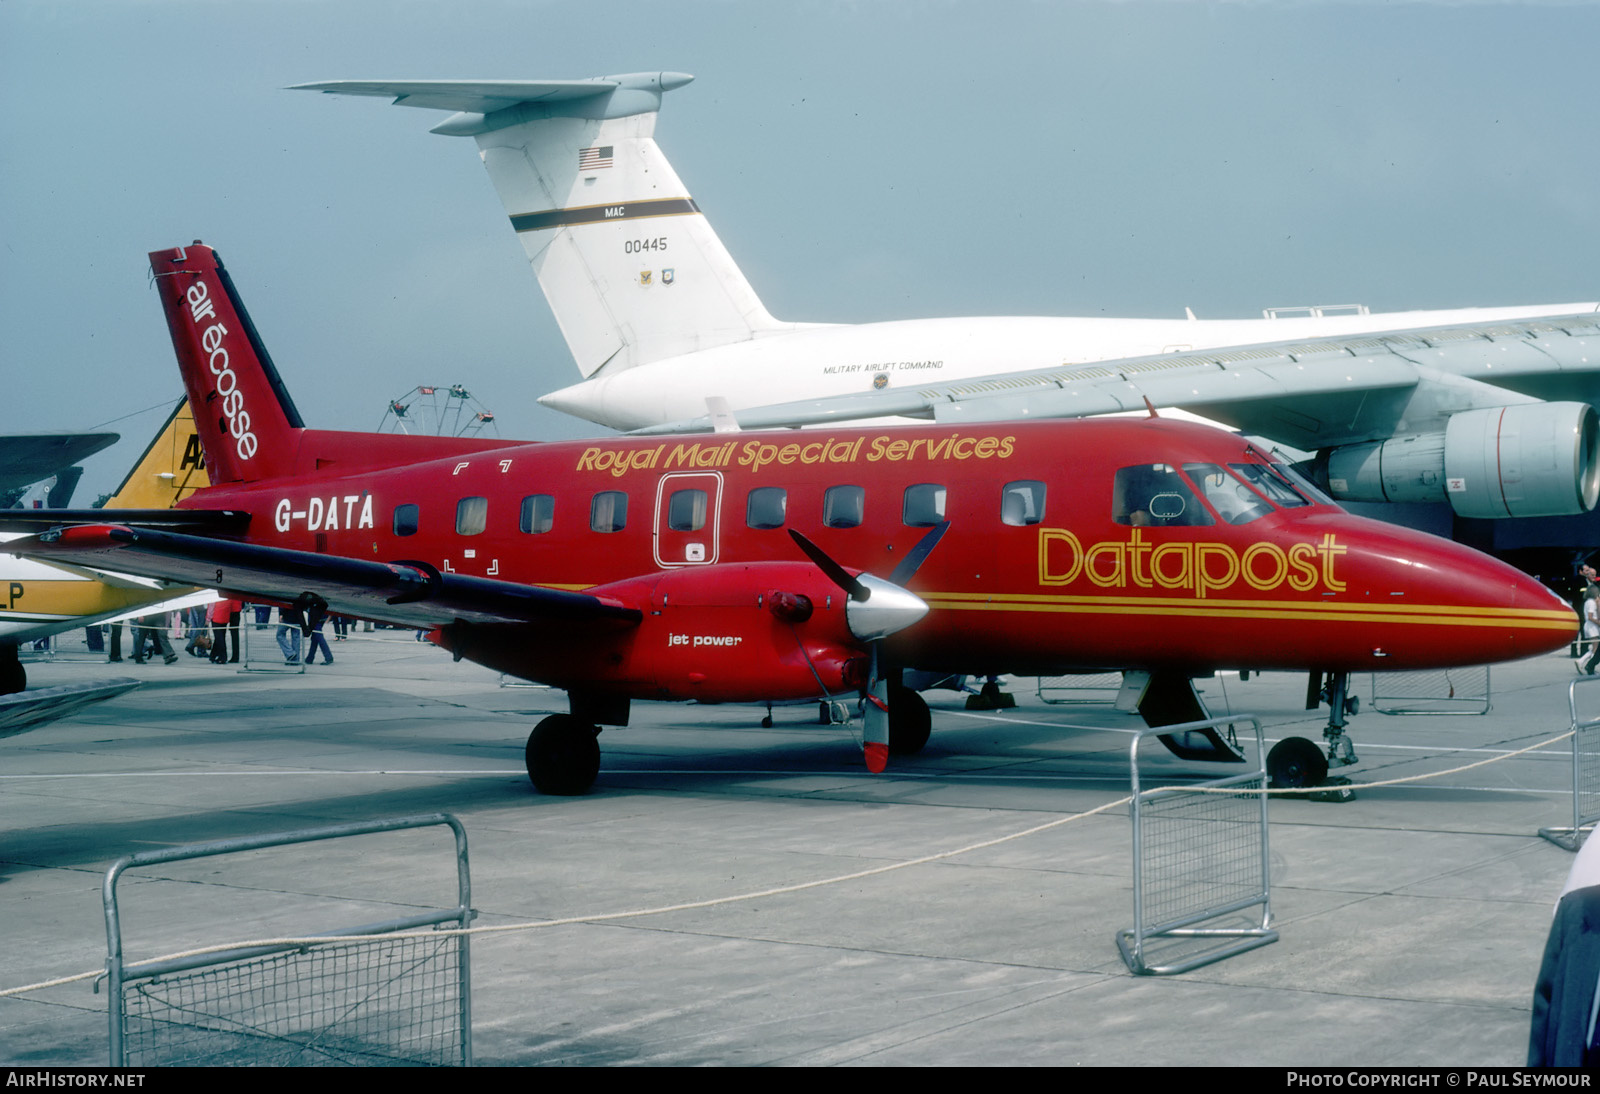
[294,73,789,378]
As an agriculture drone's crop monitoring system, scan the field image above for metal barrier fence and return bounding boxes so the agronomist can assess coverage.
[1036,672,1124,705]
[17,624,106,664]
[1117,716,1277,975]
[21,617,191,664]
[1369,666,1491,716]
[1539,677,1600,851]
[104,814,473,1066]
[23,611,224,666]
[239,604,305,674]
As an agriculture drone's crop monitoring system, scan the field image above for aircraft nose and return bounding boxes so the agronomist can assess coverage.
[538,378,618,428]
[1494,561,1580,661]
[1375,526,1577,667]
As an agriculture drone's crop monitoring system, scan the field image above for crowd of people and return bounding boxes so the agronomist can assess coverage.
[82,600,356,667]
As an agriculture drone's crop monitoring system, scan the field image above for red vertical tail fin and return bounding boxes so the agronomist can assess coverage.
[148,243,304,485]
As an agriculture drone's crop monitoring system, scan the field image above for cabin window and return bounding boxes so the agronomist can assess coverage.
[1112,464,1214,527]
[456,496,488,536]
[746,487,787,529]
[668,488,708,532]
[1184,464,1269,525]
[393,503,419,537]
[902,483,946,527]
[823,485,865,529]
[520,494,554,534]
[1001,480,1047,526]
[591,491,628,533]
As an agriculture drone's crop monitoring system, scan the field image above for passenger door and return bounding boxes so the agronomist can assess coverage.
[653,472,723,566]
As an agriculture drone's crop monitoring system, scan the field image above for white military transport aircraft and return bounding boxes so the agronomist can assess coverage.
[296,72,1600,525]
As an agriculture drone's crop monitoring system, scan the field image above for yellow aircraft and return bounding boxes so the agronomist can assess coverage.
[0,400,210,693]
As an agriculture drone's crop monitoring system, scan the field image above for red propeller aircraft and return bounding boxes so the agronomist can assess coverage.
[1,243,1577,794]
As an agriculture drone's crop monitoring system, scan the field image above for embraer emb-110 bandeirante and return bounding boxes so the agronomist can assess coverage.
[3,244,1577,794]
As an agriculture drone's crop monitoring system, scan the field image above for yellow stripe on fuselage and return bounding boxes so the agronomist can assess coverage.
[918,591,1575,630]
[535,582,1570,631]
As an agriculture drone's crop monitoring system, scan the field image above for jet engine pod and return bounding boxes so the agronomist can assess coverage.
[1320,402,1600,518]
[1443,402,1599,518]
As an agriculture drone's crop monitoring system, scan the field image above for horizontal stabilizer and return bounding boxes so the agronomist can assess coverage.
[290,73,693,125]
[0,433,120,494]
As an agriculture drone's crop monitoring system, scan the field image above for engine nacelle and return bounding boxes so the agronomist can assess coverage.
[553,561,870,702]
[1319,402,1600,518]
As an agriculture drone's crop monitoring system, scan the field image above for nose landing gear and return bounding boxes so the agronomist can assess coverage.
[1265,670,1359,801]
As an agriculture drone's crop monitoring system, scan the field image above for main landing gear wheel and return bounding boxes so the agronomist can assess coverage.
[525,714,600,795]
[1267,736,1329,789]
[887,685,932,755]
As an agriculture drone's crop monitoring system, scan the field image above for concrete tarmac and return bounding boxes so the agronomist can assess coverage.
[0,627,1590,1066]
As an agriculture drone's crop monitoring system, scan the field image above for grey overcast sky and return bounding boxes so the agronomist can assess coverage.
[5,0,1600,500]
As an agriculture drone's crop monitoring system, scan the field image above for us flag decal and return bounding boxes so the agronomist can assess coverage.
[578,146,614,170]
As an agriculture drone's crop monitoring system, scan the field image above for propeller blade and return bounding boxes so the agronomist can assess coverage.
[789,529,933,641]
[790,521,951,777]
[888,520,950,586]
[788,529,870,602]
[862,692,890,773]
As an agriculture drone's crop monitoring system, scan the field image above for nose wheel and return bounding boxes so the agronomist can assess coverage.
[1266,736,1328,789]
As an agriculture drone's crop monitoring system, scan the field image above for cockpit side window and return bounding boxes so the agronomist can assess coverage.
[1184,463,1271,525]
[1113,464,1214,527]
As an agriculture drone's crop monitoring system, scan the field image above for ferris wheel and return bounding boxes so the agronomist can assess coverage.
[378,385,498,438]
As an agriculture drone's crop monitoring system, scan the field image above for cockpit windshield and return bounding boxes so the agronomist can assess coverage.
[1185,463,1272,525]
[1115,454,1333,528]
[1235,459,1333,507]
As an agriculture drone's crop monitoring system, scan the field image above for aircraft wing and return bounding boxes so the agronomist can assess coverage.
[0,509,250,534]
[630,310,1600,452]
[6,525,642,631]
